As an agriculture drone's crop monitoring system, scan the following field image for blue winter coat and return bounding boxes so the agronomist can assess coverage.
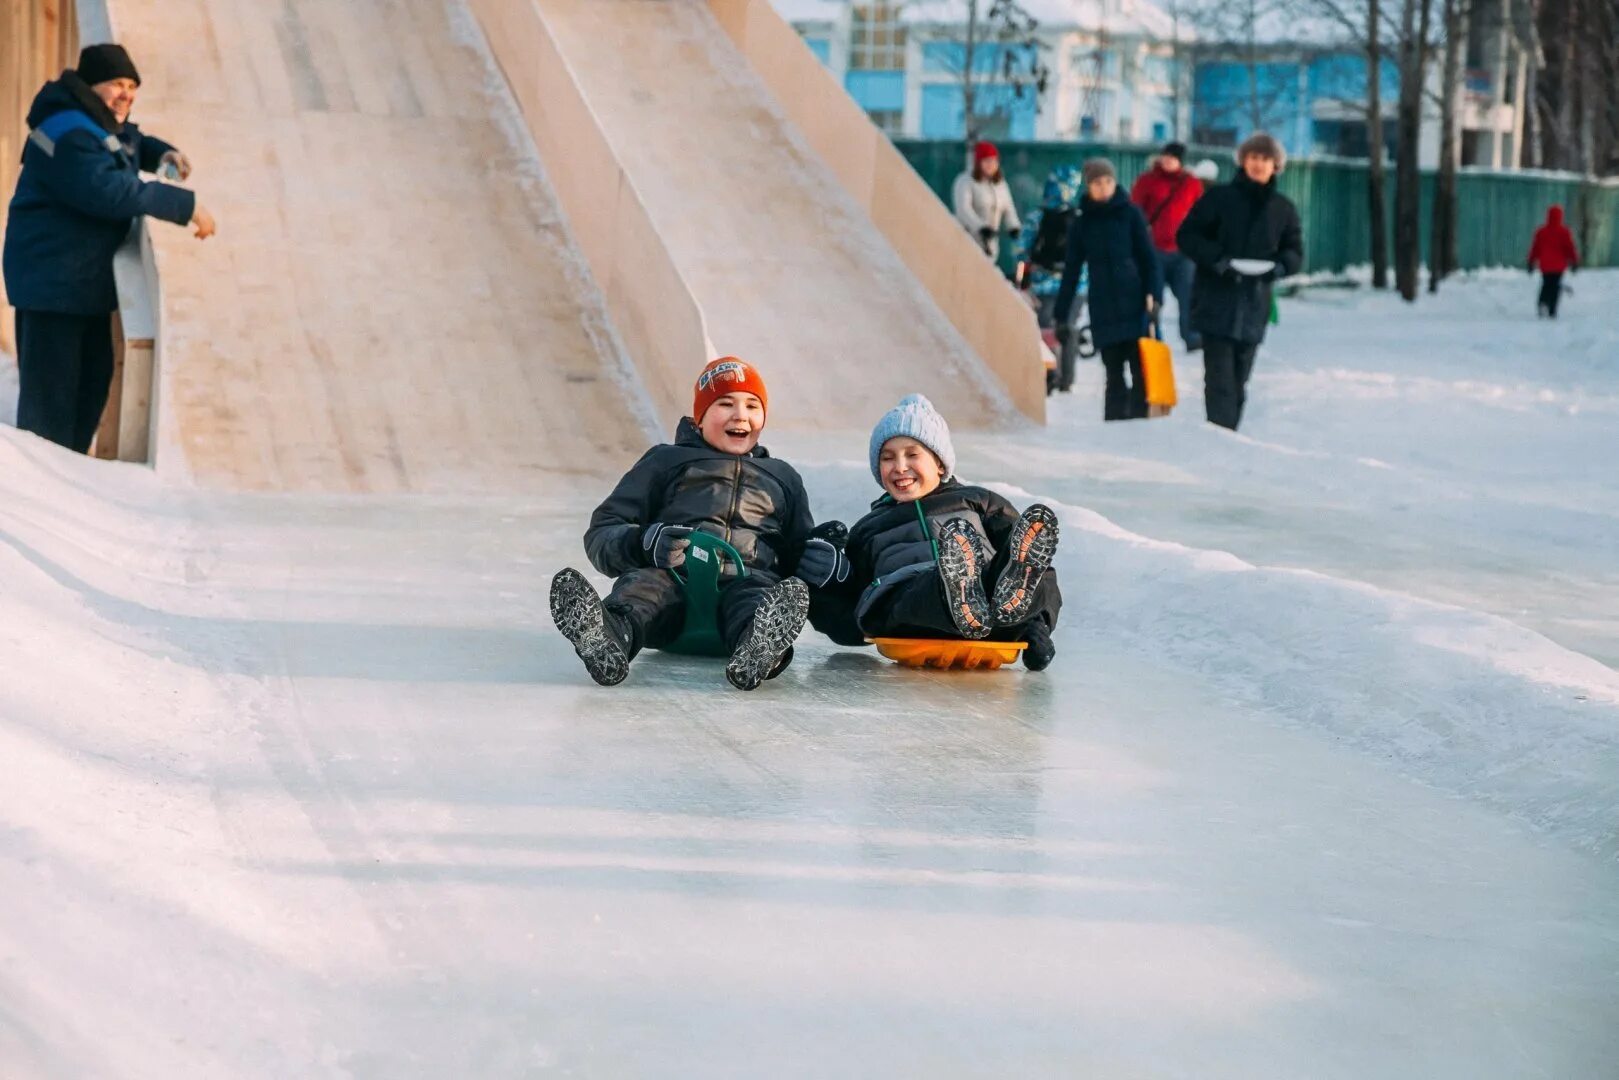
[1052,189,1164,350]
[3,74,195,316]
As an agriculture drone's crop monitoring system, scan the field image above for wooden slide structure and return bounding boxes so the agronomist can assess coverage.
[10,0,1044,493]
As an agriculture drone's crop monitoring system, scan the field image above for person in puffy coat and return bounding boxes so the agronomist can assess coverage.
[1527,205,1579,318]
[806,395,1062,672]
[548,358,818,691]
[3,44,215,452]
[1053,159,1164,420]
[1130,141,1205,351]
[953,141,1021,260]
[1175,132,1304,431]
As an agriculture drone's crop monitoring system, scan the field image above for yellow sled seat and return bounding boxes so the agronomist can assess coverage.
[869,638,1027,671]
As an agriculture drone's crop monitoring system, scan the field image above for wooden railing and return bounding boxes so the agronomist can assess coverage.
[92,220,158,462]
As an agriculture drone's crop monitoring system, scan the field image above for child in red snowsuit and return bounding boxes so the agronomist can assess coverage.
[1528,206,1579,318]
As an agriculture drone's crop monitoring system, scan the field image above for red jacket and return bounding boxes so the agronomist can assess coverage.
[1528,206,1579,274]
[1131,164,1204,253]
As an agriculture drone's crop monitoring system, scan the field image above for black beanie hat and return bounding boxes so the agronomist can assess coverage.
[77,43,141,87]
[1161,141,1187,161]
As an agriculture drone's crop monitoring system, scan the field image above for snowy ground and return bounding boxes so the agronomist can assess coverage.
[3,273,1618,1078]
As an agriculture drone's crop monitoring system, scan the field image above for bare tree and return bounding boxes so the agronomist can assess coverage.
[1533,0,1619,173]
[1394,0,1436,301]
[1428,0,1468,291]
[902,1,1051,155]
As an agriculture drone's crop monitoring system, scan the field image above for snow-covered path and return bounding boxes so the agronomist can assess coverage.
[4,274,1618,1077]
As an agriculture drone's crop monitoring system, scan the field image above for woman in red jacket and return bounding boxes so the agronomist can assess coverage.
[1528,205,1579,318]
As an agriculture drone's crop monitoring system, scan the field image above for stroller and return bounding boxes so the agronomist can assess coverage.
[1014,165,1095,394]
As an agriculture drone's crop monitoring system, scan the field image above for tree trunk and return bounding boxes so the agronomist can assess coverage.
[1429,0,1467,292]
[1368,0,1390,288]
[962,0,980,158]
[1394,0,1434,301]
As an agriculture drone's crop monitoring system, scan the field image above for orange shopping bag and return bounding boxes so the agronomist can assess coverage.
[1139,317,1176,417]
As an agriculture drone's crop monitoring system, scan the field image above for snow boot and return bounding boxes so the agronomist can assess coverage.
[936,518,993,640]
[549,568,631,686]
[1021,619,1056,672]
[726,577,809,691]
[991,504,1059,627]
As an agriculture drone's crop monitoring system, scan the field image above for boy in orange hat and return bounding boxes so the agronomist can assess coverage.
[549,358,824,690]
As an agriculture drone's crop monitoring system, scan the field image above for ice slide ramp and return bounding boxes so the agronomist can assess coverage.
[469,0,1042,434]
[100,0,652,492]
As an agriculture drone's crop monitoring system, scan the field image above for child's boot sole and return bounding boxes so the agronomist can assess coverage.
[549,568,630,687]
[726,578,810,691]
[936,519,993,640]
[993,504,1060,626]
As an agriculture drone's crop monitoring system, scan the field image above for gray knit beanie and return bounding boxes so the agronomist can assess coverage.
[1236,132,1287,173]
[1082,157,1116,185]
[869,394,956,482]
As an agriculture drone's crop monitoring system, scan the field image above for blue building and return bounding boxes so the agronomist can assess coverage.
[778,0,1189,144]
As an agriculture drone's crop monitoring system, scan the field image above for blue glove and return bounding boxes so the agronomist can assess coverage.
[796,521,851,589]
[643,523,694,570]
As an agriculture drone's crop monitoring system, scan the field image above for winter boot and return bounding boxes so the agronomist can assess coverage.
[935,518,993,640]
[1021,619,1056,672]
[549,568,632,686]
[726,577,810,691]
[991,504,1060,627]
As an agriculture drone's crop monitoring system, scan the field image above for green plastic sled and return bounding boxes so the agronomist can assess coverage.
[659,530,748,657]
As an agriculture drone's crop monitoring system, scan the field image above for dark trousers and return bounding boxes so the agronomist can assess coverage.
[1100,341,1147,421]
[1203,336,1259,430]
[604,567,783,658]
[1538,272,1564,317]
[1157,249,1200,349]
[865,566,1061,641]
[14,310,116,453]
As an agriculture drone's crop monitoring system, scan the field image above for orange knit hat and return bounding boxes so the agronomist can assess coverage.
[693,357,769,422]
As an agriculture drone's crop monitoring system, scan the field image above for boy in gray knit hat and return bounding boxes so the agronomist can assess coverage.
[805,395,1063,670]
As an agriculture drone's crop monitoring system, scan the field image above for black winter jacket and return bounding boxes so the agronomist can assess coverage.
[1053,189,1164,349]
[1175,173,1304,345]
[3,73,195,315]
[584,418,815,579]
[810,479,1044,645]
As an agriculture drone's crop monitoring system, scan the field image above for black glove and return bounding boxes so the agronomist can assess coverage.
[796,521,851,589]
[1053,323,1072,343]
[979,226,996,241]
[1213,258,1239,282]
[642,523,693,570]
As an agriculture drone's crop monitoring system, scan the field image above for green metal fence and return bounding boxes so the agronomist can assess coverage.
[894,139,1618,274]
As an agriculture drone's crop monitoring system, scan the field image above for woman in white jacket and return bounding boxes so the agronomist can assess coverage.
[953,141,1021,260]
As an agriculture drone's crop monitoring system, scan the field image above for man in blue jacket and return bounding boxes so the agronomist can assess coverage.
[3,44,215,453]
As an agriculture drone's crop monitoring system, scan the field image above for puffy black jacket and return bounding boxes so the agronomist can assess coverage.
[810,479,1034,644]
[1053,189,1164,349]
[3,73,195,315]
[1175,173,1304,345]
[584,418,814,578]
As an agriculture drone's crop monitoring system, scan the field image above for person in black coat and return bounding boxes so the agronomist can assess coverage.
[1175,132,1304,431]
[3,44,215,453]
[1053,158,1164,420]
[549,358,818,691]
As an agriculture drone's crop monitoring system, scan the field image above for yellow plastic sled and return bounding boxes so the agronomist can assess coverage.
[869,637,1027,671]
